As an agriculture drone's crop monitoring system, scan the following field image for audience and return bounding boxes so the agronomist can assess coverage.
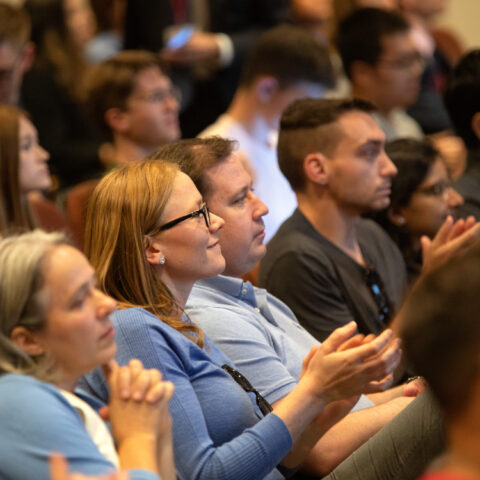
[0,104,51,234]
[21,0,103,190]
[78,159,401,480]
[0,2,34,106]
[445,50,480,220]
[371,137,463,284]
[400,242,480,480]
[0,230,175,480]
[201,24,334,241]
[336,8,424,141]
[152,136,444,479]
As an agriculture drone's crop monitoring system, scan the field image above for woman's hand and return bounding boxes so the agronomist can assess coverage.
[300,322,402,404]
[103,359,174,475]
[49,454,128,480]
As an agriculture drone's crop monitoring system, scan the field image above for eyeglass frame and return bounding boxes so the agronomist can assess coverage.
[158,202,211,231]
[221,364,273,416]
[131,85,182,105]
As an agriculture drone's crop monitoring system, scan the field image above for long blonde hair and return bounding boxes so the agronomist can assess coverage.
[0,105,36,235]
[85,160,204,347]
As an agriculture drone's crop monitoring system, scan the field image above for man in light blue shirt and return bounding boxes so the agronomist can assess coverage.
[153,136,444,479]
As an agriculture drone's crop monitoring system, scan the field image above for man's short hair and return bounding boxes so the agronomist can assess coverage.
[147,136,237,198]
[277,97,375,192]
[400,243,480,418]
[239,24,335,89]
[444,50,480,150]
[336,7,410,79]
[84,50,166,139]
[0,3,31,51]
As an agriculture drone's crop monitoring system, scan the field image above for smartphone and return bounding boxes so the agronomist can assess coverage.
[166,25,194,50]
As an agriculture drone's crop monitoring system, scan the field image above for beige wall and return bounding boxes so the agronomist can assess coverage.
[437,0,480,50]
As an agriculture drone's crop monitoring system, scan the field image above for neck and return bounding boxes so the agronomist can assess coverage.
[55,375,78,393]
[161,275,194,310]
[227,88,275,145]
[112,135,156,166]
[297,190,364,264]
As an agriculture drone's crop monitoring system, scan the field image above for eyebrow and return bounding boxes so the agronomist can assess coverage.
[229,183,251,201]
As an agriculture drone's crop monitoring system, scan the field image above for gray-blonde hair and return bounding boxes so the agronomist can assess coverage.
[0,229,68,380]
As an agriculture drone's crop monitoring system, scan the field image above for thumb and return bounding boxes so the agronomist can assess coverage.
[321,321,357,354]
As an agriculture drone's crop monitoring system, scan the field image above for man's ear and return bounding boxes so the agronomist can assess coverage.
[104,107,130,134]
[471,112,480,142]
[350,60,375,90]
[303,152,329,185]
[144,236,165,266]
[255,76,279,104]
[10,326,45,357]
[20,42,35,73]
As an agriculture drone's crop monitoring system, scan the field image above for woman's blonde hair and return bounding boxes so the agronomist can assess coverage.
[0,230,67,380]
[85,160,204,347]
[0,105,36,234]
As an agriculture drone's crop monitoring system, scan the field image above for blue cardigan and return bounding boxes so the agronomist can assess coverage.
[78,307,293,480]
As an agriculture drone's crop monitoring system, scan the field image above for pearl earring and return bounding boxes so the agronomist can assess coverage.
[159,256,166,265]
[395,216,406,226]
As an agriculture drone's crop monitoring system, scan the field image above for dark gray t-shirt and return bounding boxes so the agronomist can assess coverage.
[259,209,408,341]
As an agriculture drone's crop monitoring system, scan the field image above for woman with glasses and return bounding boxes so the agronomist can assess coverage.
[0,230,175,479]
[371,137,463,283]
[79,159,400,480]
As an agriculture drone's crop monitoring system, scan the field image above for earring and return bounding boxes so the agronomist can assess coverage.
[394,216,406,226]
[159,256,166,265]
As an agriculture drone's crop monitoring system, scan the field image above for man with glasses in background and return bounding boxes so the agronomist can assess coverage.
[0,3,34,106]
[335,7,424,141]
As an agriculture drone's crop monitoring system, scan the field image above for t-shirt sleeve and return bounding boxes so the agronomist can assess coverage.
[263,251,355,342]
[187,304,297,404]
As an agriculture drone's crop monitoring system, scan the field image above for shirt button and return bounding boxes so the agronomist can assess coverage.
[254,307,260,313]
[241,288,247,295]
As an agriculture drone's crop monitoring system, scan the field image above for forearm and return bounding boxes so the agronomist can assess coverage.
[118,434,159,474]
[367,385,405,405]
[301,396,414,476]
[156,433,176,480]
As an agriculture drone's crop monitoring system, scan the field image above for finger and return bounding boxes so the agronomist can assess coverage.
[446,218,465,242]
[128,359,144,382]
[146,380,175,404]
[321,322,358,354]
[346,329,394,363]
[432,215,454,246]
[337,333,365,352]
[102,359,117,381]
[99,406,109,421]
[361,334,376,344]
[301,345,319,374]
[131,370,152,401]
[117,366,131,400]
[49,454,68,480]
[364,373,394,393]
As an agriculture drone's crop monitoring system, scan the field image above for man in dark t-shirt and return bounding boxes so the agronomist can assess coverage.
[259,98,407,341]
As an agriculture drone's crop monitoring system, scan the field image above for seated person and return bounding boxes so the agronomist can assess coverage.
[399,241,480,479]
[371,138,463,284]
[78,159,401,480]
[152,136,445,478]
[0,230,175,479]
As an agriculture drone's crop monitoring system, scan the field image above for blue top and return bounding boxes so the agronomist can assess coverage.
[0,373,160,480]
[78,307,292,480]
[187,276,374,410]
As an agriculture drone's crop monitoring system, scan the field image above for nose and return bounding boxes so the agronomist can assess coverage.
[95,289,117,318]
[252,192,269,220]
[381,152,398,178]
[37,144,50,162]
[447,187,463,208]
[209,212,225,233]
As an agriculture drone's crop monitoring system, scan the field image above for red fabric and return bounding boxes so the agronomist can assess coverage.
[419,472,479,480]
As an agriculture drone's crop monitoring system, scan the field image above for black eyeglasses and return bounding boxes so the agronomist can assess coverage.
[159,203,211,231]
[221,364,273,416]
[364,266,392,324]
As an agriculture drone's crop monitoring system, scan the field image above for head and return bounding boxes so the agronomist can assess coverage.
[85,160,225,345]
[444,50,480,152]
[151,137,269,277]
[375,138,462,245]
[84,50,180,149]
[336,8,422,113]
[0,230,116,386]
[0,3,33,105]
[278,97,397,214]
[238,24,335,126]
[0,105,51,234]
[400,243,480,421]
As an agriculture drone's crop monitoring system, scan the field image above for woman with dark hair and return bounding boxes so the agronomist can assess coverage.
[0,230,176,479]
[372,137,463,282]
[0,104,51,234]
[22,0,103,189]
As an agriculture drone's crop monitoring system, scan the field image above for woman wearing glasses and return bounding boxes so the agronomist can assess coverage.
[371,138,463,283]
[0,230,175,479]
[79,159,400,480]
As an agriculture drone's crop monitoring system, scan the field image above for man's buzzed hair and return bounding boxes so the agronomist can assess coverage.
[277,97,375,192]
